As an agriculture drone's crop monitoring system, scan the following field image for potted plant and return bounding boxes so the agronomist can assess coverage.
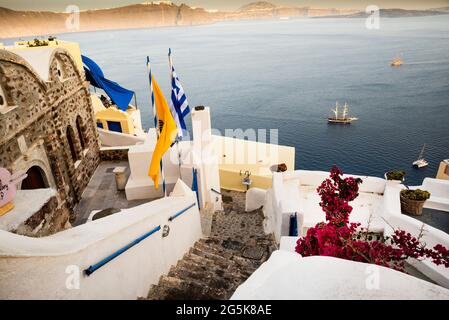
[384,170,406,184]
[400,189,431,216]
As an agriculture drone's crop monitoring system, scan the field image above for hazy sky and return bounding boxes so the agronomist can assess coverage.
[1,0,448,11]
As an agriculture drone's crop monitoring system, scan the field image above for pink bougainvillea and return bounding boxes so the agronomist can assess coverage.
[295,165,449,272]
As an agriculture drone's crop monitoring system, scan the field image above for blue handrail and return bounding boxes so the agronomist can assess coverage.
[84,225,161,276]
[168,203,196,222]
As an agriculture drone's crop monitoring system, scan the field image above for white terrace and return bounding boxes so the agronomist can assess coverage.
[257,170,449,291]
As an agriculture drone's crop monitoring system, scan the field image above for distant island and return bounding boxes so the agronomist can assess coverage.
[316,8,449,19]
[0,1,448,39]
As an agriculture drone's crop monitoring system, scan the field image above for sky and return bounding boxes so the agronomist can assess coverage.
[0,0,448,12]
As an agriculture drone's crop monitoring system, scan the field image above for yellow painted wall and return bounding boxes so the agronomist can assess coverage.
[213,135,296,192]
[95,106,135,135]
[436,160,449,180]
[219,168,273,192]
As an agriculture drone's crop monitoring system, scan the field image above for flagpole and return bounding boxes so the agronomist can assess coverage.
[168,48,183,180]
[147,56,167,197]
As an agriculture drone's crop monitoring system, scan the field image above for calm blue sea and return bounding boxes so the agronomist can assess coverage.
[7,16,449,185]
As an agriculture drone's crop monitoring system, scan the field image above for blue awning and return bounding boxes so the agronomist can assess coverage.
[82,55,134,112]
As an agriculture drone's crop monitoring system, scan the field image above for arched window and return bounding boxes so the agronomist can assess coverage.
[76,116,86,150]
[0,84,6,111]
[66,126,79,162]
[55,57,66,81]
[21,166,48,190]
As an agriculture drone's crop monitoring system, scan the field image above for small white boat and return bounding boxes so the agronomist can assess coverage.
[413,144,429,168]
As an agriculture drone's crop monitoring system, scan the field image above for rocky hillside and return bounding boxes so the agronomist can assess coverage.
[225,1,356,20]
[317,8,449,18]
[0,3,218,39]
[1,2,447,39]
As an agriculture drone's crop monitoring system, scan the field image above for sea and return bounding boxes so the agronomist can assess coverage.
[6,15,449,185]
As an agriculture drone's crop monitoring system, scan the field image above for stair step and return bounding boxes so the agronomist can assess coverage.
[189,247,233,268]
[194,241,234,258]
[169,266,234,290]
[176,258,252,283]
[184,252,217,266]
[150,276,229,300]
[146,191,277,300]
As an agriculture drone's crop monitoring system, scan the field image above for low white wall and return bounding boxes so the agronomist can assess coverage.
[421,178,449,211]
[264,170,387,242]
[383,206,449,289]
[263,170,449,290]
[231,251,449,299]
[98,128,145,147]
[125,133,188,200]
[245,188,267,212]
[282,170,386,194]
[0,180,202,299]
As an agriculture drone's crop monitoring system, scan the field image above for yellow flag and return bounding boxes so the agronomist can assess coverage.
[148,77,177,189]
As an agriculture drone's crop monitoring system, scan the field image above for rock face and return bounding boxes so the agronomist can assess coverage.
[318,8,449,18]
[2,2,447,39]
[147,190,277,300]
[0,4,219,39]
[0,2,357,39]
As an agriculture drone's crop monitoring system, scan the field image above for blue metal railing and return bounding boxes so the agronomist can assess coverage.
[84,225,161,276]
[168,203,196,222]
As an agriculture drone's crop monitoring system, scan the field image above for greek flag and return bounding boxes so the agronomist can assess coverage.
[169,48,190,139]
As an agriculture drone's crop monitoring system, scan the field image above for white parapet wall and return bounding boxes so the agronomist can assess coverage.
[98,128,146,147]
[191,107,222,212]
[264,170,387,242]
[125,129,186,200]
[421,178,449,211]
[231,251,449,300]
[214,134,295,192]
[0,180,202,299]
[264,169,449,289]
[125,108,222,213]
[383,201,449,289]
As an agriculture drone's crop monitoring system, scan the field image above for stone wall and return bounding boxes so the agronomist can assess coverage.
[0,47,100,232]
[100,147,129,161]
[14,196,72,237]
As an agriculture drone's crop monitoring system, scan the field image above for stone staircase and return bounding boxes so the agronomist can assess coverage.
[147,190,277,300]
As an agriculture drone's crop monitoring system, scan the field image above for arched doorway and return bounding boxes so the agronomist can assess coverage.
[66,126,79,161]
[76,116,86,150]
[21,166,48,190]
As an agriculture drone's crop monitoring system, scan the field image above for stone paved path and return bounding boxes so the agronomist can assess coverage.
[73,161,152,225]
[147,190,277,300]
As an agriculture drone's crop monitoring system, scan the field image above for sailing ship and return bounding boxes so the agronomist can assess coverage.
[413,144,429,168]
[328,102,358,124]
[391,56,403,67]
